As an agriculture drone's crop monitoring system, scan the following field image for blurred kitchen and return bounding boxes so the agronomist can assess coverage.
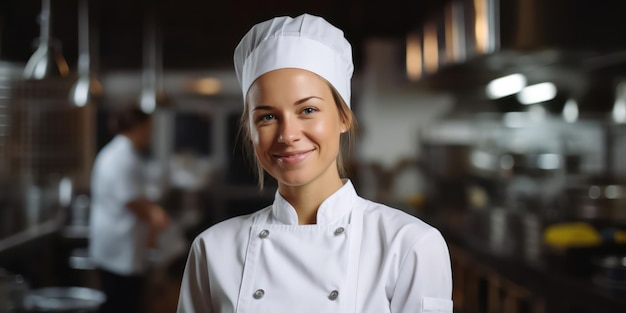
[1,0,626,312]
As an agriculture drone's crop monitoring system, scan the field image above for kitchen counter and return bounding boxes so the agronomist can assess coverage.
[0,219,61,254]
[424,210,626,313]
[0,206,65,262]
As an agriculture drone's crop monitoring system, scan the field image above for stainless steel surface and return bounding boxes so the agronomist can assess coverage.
[139,7,167,113]
[593,255,626,291]
[69,0,97,107]
[0,73,95,247]
[23,287,105,312]
[420,142,472,179]
[414,0,626,79]
[0,268,29,312]
[563,184,626,221]
[23,0,69,80]
[0,61,23,183]
[0,218,61,253]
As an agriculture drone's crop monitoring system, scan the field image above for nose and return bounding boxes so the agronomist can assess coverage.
[277,115,301,144]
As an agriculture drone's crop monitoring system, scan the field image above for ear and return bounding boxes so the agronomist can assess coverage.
[340,111,352,133]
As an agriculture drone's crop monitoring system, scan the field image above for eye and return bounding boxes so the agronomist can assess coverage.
[301,107,318,115]
[258,114,275,122]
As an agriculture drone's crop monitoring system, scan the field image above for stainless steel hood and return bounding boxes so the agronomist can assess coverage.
[409,0,626,112]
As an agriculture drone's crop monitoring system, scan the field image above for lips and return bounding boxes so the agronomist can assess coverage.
[272,149,314,164]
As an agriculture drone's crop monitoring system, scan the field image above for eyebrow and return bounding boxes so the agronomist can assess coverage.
[252,96,324,112]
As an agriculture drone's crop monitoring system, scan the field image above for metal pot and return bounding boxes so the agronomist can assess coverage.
[23,287,105,313]
[564,184,626,222]
[0,269,29,312]
[593,255,626,291]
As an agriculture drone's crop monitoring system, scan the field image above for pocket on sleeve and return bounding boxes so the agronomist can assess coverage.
[422,297,453,313]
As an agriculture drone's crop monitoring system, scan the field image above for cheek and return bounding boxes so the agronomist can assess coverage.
[310,115,342,143]
[246,108,259,144]
[249,125,260,145]
[249,124,274,160]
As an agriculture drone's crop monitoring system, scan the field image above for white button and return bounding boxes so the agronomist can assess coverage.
[334,227,345,235]
[259,230,270,239]
[253,289,265,299]
[328,290,339,300]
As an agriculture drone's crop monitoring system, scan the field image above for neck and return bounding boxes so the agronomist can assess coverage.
[121,132,141,151]
[278,166,344,225]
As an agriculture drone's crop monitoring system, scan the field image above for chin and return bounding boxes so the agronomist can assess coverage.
[274,171,315,187]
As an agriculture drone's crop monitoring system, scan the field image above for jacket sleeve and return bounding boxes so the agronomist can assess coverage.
[389,228,453,313]
[177,237,213,313]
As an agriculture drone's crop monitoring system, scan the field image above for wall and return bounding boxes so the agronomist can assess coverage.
[356,39,454,168]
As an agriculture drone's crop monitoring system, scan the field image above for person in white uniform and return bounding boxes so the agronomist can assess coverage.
[178,14,452,313]
[89,108,169,313]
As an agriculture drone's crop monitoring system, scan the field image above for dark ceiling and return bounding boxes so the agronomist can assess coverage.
[0,0,444,72]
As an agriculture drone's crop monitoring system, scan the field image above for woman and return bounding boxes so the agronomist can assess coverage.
[178,14,452,313]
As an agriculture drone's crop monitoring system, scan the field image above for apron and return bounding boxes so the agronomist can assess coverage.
[234,203,364,313]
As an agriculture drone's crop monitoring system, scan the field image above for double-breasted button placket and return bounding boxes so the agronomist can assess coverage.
[259,229,270,239]
[253,289,265,299]
[328,290,339,300]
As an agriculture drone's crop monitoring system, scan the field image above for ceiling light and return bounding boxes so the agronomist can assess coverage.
[423,22,438,74]
[537,154,560,170]
[486,73,526,99]
[503,112,528,128]
[517,82,557,105]
[562,98,579,123]
[406,34,422,81]
[528,104,547,123]
[613,82,626,124]
[186,77,222,96]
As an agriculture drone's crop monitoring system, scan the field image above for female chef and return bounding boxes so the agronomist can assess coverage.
[177,14,452,313]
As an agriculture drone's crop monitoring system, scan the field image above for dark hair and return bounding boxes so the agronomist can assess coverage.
[109,107,151,135]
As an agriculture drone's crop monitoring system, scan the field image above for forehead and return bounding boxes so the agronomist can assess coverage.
[246,68,331,103]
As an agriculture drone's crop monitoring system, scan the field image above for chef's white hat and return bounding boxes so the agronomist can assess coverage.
[234,13,354,107]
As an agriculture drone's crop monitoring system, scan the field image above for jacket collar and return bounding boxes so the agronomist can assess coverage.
[113,134,133,149]
[271,179,357,225]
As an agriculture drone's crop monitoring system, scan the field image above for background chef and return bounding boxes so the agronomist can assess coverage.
[89,107,170,313]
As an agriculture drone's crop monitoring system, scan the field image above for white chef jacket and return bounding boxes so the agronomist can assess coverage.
[89,135,149,275]
[178,180,452,313]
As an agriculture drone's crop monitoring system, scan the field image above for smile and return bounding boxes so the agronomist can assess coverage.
[273,149,314,164]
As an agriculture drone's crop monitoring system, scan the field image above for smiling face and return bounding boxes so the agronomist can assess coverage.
[246,68,349,188]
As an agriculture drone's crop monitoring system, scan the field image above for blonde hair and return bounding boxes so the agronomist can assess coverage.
[238,83,358,189]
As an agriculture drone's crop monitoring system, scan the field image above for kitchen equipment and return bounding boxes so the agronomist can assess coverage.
[420,142,472,179]
[69,0,100,107]
[23,287,105,313]
[543,222,602,249]
[593,255,626,292]
[23,0,69,80]
[139,5,168,113]
[0,268,29,312]
[69,194,89,227]
[419,142,474,209]
[562,184,626,222]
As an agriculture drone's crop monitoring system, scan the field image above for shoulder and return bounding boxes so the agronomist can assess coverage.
[95,137,135,166]
[360,198,445,248]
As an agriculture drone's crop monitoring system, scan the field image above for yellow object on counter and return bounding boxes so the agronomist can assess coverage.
[615,230,626,244]
[543,222,602,248]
